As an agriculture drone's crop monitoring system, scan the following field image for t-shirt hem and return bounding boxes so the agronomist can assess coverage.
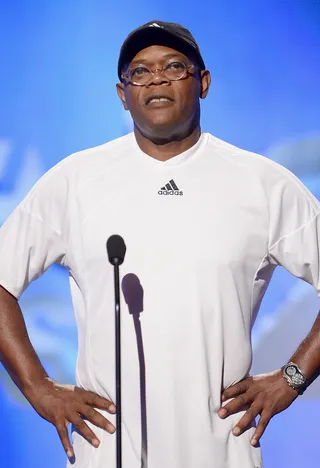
[0,280,21,300]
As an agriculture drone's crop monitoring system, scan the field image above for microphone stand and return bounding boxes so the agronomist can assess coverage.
[107,234,126,468]
[113,257,122,468]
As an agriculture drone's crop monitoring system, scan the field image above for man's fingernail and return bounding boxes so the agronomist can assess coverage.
[108,424,116,433]
[221,395,226,402]
[251,438,258,446]
[66,448,73,457]
[218,409,227,418]
[233,427,241,436]
[109,404,116,413]
[92,438,100,448]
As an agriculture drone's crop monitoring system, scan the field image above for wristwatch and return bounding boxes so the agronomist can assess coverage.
[282,362,307,395]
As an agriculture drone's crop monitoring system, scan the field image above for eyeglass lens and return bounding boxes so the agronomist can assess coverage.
[129,61,188,84]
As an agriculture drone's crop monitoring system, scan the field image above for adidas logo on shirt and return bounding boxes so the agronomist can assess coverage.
[158,179,183,196]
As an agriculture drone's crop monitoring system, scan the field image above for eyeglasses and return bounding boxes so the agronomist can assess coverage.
[121,60,197,86]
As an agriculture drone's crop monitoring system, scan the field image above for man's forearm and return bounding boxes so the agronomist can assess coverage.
[0,286,48,394]
[289,310,320,384]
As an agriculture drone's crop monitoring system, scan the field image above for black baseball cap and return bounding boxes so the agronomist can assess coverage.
[118,20,206,80]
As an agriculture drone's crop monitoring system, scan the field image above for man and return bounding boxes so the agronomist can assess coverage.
[0,20,319,468]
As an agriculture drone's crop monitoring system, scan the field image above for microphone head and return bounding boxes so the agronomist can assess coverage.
[106,235,126,265]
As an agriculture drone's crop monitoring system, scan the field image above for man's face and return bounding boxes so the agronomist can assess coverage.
[117,45,210,140]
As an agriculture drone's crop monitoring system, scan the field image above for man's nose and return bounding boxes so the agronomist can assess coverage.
[146,69,170,86]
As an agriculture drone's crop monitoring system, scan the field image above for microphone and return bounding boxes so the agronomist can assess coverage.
[106,234,127,468]
[107,234,126,265]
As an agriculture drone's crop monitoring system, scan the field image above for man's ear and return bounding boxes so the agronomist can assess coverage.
[116,82,129,110]
[199,70,211,99]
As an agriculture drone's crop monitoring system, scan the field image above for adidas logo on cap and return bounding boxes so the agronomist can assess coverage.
[158,179,183,196]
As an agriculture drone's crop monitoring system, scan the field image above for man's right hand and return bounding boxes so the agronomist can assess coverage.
[25,377,116,459]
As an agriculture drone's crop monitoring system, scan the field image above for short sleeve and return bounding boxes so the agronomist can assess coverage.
[0,162,70,299]
[0,208,67,299]
[268,212,320,295]
[267,166,320,295]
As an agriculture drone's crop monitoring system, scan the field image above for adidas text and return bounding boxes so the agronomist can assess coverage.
[158,190,183,196]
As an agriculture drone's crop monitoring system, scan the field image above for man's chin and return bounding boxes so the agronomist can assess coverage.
[144,116,180,134]
[134,114,192,143]
[143,123,181,143]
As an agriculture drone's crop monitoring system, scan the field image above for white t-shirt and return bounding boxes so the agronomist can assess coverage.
[0,132,319,468]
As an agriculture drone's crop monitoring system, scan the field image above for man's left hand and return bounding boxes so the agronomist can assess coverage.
[218,370,298,446]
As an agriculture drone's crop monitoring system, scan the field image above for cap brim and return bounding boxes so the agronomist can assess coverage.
[118,27,205,80]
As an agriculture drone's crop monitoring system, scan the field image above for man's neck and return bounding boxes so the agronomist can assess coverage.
[134,125,202,162]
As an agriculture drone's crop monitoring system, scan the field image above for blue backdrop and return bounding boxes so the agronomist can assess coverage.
[1,1,320,467]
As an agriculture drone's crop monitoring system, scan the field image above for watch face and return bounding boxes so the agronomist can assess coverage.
[286,365,297,377]
[292,373,306,385]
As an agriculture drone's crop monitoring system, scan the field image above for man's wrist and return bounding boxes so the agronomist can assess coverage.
[18,369,49,396]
